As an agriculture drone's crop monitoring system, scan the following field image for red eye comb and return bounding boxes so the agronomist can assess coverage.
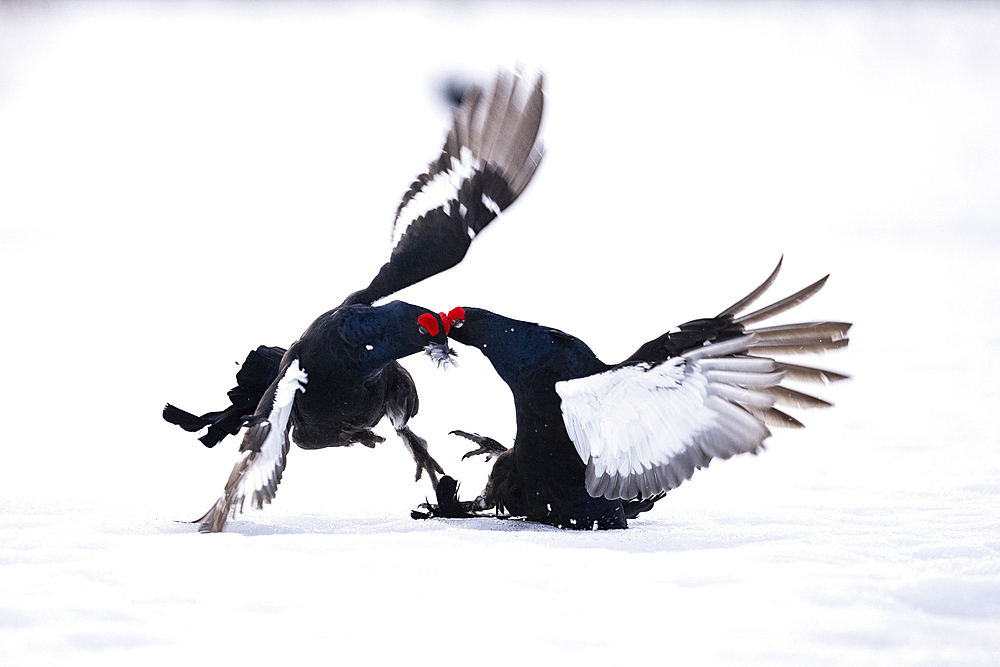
[417,313,439,337]
[438,307,465,334]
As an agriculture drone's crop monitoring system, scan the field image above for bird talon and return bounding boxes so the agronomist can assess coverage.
[413,456,444,490]
[355,431,385,449]
[451,430,508,461]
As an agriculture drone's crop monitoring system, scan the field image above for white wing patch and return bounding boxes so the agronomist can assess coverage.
[387,70,544,255]
[556,337,779,501]
[481,194,501,217]
[231,359,308,511]
[194,359,307,532]
[391,147,482,251]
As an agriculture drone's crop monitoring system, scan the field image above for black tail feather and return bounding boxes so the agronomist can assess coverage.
[164,345,285,449]
[162,404,211,433]
[411,475,482,520]
[433,476,465,516]
[161,403,244,449]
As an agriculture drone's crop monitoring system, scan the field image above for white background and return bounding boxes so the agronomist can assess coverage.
[1,1,998,664]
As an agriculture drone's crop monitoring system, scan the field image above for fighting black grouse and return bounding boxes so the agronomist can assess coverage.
[164,69,545,532]
[419,259,850,529]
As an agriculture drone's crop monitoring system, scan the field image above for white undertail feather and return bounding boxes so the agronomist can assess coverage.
[390,68,545,251]
[557,261,850,502]
[194,360,308,533]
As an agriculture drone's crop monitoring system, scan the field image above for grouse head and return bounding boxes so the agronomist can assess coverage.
[441,306,601,386]
[440,306,521,358]
[440,306,474,346]
[334,301,455,369]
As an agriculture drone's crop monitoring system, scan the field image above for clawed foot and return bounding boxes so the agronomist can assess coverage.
[413,448,445,488]
[451,430,508,462]
[411,475,486,520]
[355,430,386,448]
[395,425,444,489]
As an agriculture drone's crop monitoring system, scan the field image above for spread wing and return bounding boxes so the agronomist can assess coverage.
[558,338,778,501]
[343,69,545,306]
[194,353,308,533]
[557,270,851,502]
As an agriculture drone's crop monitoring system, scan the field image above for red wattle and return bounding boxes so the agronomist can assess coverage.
[417,313,440,337]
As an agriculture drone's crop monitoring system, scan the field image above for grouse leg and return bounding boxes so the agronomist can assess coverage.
[411,431,506,521]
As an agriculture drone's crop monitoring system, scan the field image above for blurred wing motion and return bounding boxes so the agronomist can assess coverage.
[344,69,545,306]
[557,265,851,502]
[194,358,307,533]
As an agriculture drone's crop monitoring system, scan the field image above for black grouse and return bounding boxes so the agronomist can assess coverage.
[419,259,850,530]
[165,69,545,532]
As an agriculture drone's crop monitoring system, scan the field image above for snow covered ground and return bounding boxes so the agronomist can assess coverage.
[1,1,999,664]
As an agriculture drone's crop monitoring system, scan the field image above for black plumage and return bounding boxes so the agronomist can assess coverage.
[165,69,545,532]
[420,259,850,530]
[163,346,284,448]
[192,303,452,533]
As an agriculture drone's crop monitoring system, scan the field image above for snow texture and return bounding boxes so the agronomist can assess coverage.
[1,1,999,665]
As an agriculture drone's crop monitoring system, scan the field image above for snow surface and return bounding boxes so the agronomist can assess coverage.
[2,1,999,664]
